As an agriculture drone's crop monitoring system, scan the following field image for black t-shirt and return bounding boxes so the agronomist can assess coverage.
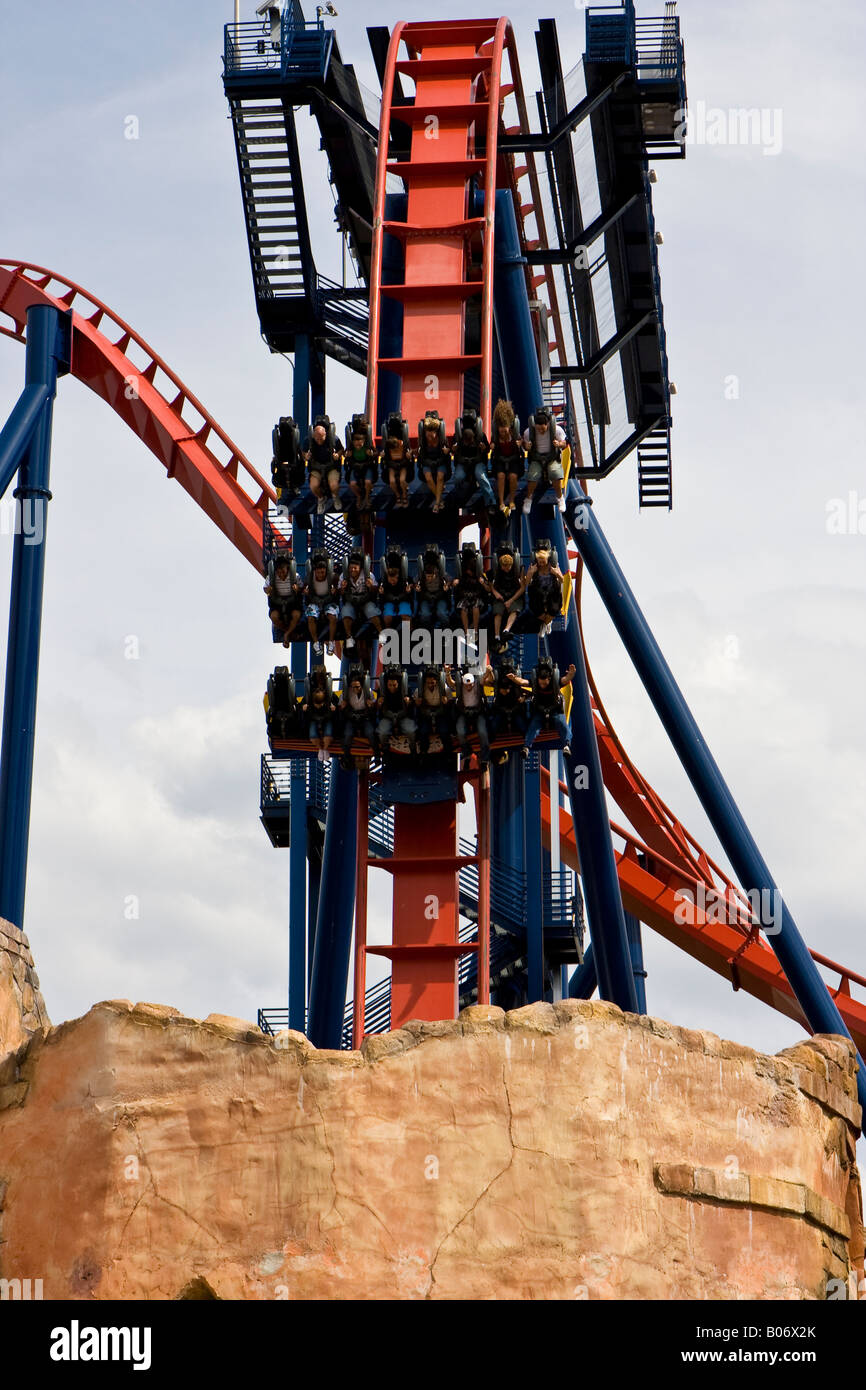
[493,565,521,600]
[532,682,563,716]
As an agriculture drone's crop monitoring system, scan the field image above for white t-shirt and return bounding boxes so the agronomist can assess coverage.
[273,573,295,598]
[524,423,566,457]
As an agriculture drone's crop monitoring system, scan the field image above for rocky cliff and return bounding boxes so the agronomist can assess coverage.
[0,919,862,1299]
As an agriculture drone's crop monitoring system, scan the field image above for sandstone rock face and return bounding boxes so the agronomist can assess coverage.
[0,976,861,1300]
[0,918,49,1055]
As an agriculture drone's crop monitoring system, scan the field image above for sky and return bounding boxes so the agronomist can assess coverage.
[1,0,865,1103]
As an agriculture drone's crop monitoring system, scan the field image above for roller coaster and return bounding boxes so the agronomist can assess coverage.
[1,1,864,1123]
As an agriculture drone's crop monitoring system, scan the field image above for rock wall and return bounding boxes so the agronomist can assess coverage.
[0,928,862,1299]
[0,919,49,1058]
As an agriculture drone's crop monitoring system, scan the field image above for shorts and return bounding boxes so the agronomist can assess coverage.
[526,458,564,484]
[491,598,520,619]
[383,599,413,619]
[422,463,450,478]
[491,456,524,478]
[306,600,340,620]
[309,465,343,486]
[456,595,482,612]
[341,600,380,622]
[349,466,377,484]
[307,718,334,740]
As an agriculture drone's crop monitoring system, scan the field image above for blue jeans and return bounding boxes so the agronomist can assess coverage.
[525,713,570,748]
[418,597,451,624]
[454,462,496,508]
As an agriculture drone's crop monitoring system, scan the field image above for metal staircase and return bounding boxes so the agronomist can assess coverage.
[229,98,309,308]
[637,423,672,508]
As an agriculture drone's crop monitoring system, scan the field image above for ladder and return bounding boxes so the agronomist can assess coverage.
[637,423,672,509]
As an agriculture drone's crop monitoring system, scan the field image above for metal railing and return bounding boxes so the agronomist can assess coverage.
[224,13,333,82]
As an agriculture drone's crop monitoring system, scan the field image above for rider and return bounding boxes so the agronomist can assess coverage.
[522,407,567,514]
[524,658,576,757]
[489,540,525,652]
[417,412,452,514]
[525,538,565,635]
[489,399,525,519]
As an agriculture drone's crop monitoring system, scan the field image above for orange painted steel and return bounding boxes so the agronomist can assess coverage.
[366,17,511,439]
[0,260,273,570]
[539,773,866,1057]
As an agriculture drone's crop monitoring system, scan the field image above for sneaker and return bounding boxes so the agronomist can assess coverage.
[522,497,532,515]
[521,746,530,760]
[326,640,335,656]
[345,636,356,650]
[562,743,571,757]
[557,494,566,514]
[317,498,327,515]
[313,640,323,654]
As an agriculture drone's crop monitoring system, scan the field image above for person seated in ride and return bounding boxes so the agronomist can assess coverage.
[490,658,531,763]
[446,658,493,767]
[522,407,567,514]
[264,552,303,647]
[339,666,378,766]
[417,412,452,513]
[303,666,337,761]
[452,542,489,643]
[304,415,344,514]
[524,659,576,757]
[490,399,525,519]
[265,666,298,741]
[414,665,453,756]
[452,410,496,512]
[416,545,451,627]
[525,538,565,635]
[489,541,526,652]
[376,667,417,754]
[271,417,304,504]
[339,550,381,652]
[344,414,378,512]
[380,414,413,508]
[379,547,413,630]
[304,550,340,654]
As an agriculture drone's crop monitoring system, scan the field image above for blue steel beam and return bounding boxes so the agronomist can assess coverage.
[568,941,597,999]
[531,509,638,1013]
[563,483,866,1118]
[625,910,647,1013]
[307,761,359,1048]
[0,384,51,500]
[0,305,70,929]
[492,189,543,423]
[288,351,311,1034]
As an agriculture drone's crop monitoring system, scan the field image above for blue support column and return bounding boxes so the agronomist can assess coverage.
[625,911,647,1013]
[531,510,638,1014]
[568,941,598,999]
[307,817,321,990]
[0,305,70,929]
[0,385,52,500]
[307,761,359,1048]
[492,190,543,424]
[564,484,866,1118]
[521,620,544,1002]
[288,521,309,1033]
